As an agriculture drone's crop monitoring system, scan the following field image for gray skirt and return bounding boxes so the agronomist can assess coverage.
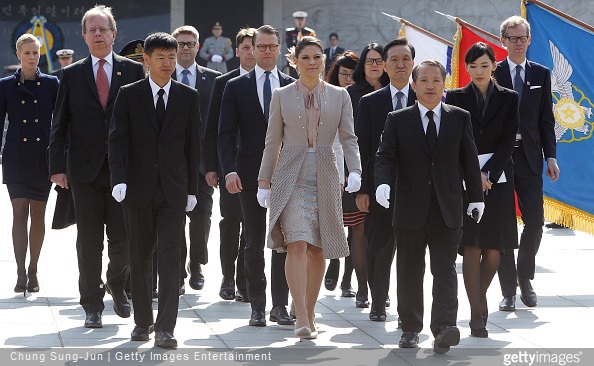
[279,150,321,247]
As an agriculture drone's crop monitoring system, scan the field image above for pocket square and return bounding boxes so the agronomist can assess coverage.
[530,85,542,89]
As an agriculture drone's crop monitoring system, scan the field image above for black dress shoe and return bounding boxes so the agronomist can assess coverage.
[399,331,419,348]
[270,306,295,325]
[179,284,185,296]
[131,324,154,341]
[369,304,386,322]
[106,284,131,318]
[355,294,369,308]
[219,278,235,300]
[235,290,249,302]
[545,222,567,229]
[84,312,102,328]
[187,263,205,290]
[154,331,177,349]
[433,326,460,354]
[324,259,340,291]
[518,278,537,307]
[341,286,356,298]
[499,296,516,311]
[249,310,266,327]
[470,326,489,338]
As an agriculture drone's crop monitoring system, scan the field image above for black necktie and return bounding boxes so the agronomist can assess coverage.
[156,89,165,129]
[426,110,437,155]
[514,64,523,103]
[395,91,404,110]
[263,71,271,121]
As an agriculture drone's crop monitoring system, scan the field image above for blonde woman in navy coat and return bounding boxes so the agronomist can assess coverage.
[0,34,59,294]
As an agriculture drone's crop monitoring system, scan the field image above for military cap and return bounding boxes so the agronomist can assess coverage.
[119,39,145,61]
[56,49,74,58]
[213,22,222,29]
[292,11,308,18]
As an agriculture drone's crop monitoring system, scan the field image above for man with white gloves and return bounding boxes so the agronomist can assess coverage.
[374,60,483,354]
[108,32,201,348]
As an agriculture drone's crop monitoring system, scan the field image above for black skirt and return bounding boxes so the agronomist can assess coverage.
[6,181,52,202]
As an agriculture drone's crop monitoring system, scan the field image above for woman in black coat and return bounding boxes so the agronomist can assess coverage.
[0,34,59,294]
[445,42,519,338]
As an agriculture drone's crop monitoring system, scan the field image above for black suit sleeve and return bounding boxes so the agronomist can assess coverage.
[186,90,202,195]
[217,81,239,177]
[354,95,372,195]
[48,66,71,175]
[374,112,399,188]
[539,68,556,160]
[108,86,130,187]
[204,76,225,173]
[458,110,483,203]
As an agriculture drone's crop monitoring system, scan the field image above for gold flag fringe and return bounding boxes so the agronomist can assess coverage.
[451,23,462,89]
[398,23,406,38]
[521,0,528,19]
[543,197,594,235]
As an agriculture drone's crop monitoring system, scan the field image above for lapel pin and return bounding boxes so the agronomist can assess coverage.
[117,71,122,76]
[527,81,530,86]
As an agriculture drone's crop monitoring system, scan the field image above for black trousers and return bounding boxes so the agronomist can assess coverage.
[219,181,246,291]
[238,188,289,311]
[181,173,213,279]
[70,159,128,314]
[498,145,544,296]
[365,211,396,306]
[124,183,185,332]
[395,193,461,337]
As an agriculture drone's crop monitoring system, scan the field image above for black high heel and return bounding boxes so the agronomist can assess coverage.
[14,275,27,296]
[27,272,40,293]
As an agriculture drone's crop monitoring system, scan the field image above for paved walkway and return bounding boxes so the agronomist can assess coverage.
[0,186,592,365]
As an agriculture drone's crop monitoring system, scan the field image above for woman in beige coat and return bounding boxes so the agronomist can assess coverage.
[257,36,361,340]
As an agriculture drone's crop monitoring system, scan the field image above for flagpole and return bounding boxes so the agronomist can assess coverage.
[381,12,453,47]
[525,0,594,33]
[435,11,501,42]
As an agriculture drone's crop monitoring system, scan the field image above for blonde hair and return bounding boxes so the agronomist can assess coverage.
[82,5,117,34]
[16,33,40,52]
[500,15,530,39]
[172,25,199,40]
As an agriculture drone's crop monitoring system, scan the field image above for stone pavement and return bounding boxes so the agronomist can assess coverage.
[0,186,592,365]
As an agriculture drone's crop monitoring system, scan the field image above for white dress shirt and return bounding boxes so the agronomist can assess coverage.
[389,83,410,110]
[417,102,443,136]
[506,57,526,89]
[254,64,280,112]
[91,52,113,86]
[175,62,197,88]
[148,76,172,108]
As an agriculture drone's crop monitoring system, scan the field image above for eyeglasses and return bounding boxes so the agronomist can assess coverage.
[255,44,279,52]
[87,27,111,34]
[177,42,197,49]
[338,72,353,79]
[505,35,529,43]
[364,58,383,65]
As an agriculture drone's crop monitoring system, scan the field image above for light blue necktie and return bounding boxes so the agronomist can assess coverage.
[263,71,271,121]
[181,69,190,86]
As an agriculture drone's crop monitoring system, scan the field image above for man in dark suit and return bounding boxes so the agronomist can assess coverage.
[204,27,257,302]
[171,25,221,294]
[48,5,145,329]
[375,60,483,353]
[355,38,416,322]
[495,16,559,312]
[324,32,345,75]
[218,25,293,327]
[109,32,201,349]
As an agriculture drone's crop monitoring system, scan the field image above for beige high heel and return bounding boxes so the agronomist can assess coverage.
[303,319,317,339]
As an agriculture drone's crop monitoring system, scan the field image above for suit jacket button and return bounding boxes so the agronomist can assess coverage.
[428,181,432,185]
[21,100,25,104]
[23,119,27,123]
[23,138,27,142]
[36,138,40,141]
[479,129,485,134]
[34,100,37,103]
[35,119,39,122]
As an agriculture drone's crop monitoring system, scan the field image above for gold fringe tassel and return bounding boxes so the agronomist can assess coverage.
[543,197,594,235]
[451,23,462,89]
[521,0,528,19]
[398,23,406,38]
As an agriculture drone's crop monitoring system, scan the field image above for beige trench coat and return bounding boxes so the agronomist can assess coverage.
[258,82,361,259]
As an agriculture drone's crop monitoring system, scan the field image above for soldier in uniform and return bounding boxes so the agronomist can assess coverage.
[284,11,316,77]
[119,39,148,74]
[199,22,234,73]
[51,49,74,80]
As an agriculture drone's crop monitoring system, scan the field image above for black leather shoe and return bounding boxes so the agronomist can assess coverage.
[235,289,249,302]
[399,331,419,348]
[219,278,235,300]
[369,304,386,322]
[179,283,185,296]
[470,327,489,338]
[131,324,154,341]
[270,306,295,325]
[433,326,460,354]
[324,259,340,291]
[341,286,356,298]
[249,310,266,326]
[187,263,205,290]
[106,284,131,318]
[84,312,102,328]
[545,222,567,229]
[355,294,369,308]
[154,331,177,349]
[499,295,516,311]
[518,278,537,307]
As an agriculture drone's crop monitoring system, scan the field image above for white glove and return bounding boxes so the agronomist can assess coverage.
[211,54,223,63]
[256,188,271,208]
[375,184,390,209]
[467,202,485,223]
[186,195,197,212]
[112,183,127,203]
[344,171,362,193]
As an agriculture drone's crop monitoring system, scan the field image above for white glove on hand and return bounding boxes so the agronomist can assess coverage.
[256,188,271,208]
[467,202,485,223]
[112,183,127,203]
[344,172,362,193]
[375,184,391,209]
[186,195,197,212]
[211,54,223,63]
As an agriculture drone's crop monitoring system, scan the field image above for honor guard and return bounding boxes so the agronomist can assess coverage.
[119,39,148,74]
[199,22,234,73]
[284,11,316,76]
[51,49,74,80]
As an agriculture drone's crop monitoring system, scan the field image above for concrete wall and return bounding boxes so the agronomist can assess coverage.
[263,0,594,57]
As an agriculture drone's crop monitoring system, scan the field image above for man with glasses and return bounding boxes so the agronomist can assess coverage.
[204,27,257,303]
[171,25,221,296]
[49,5,145,329]
[218,25,293,327]
[495,16,559,312]
[324,32,345,75]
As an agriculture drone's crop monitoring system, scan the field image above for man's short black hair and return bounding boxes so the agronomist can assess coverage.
[144,32,178,56]
[383,37,415,61]
[329,32,339,39]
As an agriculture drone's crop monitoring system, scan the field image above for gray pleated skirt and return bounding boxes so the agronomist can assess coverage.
[279,150,321,247]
